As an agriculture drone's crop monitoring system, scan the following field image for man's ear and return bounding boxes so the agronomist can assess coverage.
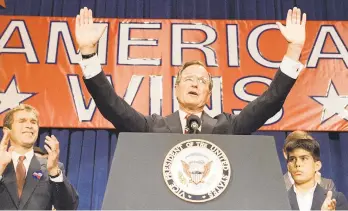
[3,126,11,133]
[174,84,179,96]
[315,160,322,172]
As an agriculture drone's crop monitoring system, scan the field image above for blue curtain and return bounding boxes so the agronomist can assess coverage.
[1,0,347,209]
[1,0,348,20]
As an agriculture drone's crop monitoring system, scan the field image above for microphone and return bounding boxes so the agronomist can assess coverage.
[186,115,202,134]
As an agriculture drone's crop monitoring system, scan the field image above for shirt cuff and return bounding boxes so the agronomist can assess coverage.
[78,54,102,79]
[49,171,64,183]
[279,56,304,79]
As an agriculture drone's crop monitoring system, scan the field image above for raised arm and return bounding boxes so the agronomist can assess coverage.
[75,7,151,133]
[229,7,307,134]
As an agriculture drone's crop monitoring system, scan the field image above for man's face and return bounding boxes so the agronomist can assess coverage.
[287,148,321,185]
[175,65,211,110]
[8,110,39,149]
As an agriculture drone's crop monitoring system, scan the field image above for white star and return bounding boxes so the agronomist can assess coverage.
[0,76,36,114]
[311,80,348,123]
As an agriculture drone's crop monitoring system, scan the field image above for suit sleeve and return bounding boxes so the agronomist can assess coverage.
[83,71,153,134]
[335,192,348,210]
[50,163,79,210]
[227,69,296,134]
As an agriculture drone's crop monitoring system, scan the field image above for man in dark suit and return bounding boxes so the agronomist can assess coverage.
[285,138,348,210]
[0,104,79,210]
[283,131,336,191]
[75,7,307,135]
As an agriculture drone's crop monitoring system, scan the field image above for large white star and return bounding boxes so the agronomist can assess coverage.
[0,76,36,114]
[311,80,348,123]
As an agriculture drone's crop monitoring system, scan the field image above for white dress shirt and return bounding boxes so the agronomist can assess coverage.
[12,150,34,176]
[178,109,202,133]
[293,183,317,211]
[79,54,304,80]
[0,150,63,182]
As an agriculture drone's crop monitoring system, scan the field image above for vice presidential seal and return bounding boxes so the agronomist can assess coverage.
[163,139,231,203]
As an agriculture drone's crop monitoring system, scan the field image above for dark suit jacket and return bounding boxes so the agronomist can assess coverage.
[288,185,348,210]
[84,69,296,135]
[0,156,79,210]
[284,172,336,191]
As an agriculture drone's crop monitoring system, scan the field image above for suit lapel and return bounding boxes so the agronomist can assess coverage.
[164,111,183,133]
[201,112,217,134]
[18,156,42,209]
[288,186,300,210]
[2,162,20,207]
[311,185,327,210]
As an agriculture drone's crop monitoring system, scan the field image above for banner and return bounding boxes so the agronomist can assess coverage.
[0,16,347,131]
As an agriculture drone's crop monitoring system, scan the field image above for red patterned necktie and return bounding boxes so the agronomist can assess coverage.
[16,155,26,198]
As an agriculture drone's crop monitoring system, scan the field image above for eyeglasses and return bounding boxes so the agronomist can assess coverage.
[182,75,209,85]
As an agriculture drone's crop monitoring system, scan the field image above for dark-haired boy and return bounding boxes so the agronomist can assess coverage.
[285,139,348,210]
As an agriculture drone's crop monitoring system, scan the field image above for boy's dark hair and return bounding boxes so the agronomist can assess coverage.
[285,138,320,161]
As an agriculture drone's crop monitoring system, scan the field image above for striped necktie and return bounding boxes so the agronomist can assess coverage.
[16,155,26,198]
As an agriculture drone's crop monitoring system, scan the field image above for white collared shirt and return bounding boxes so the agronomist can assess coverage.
[178,109,202,133]
[12,150,34,176]
[293,183,317,211]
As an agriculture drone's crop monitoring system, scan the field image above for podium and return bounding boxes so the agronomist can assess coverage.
[102,133,290,210]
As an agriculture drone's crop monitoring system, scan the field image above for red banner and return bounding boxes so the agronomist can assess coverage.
[0,16,347,130]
